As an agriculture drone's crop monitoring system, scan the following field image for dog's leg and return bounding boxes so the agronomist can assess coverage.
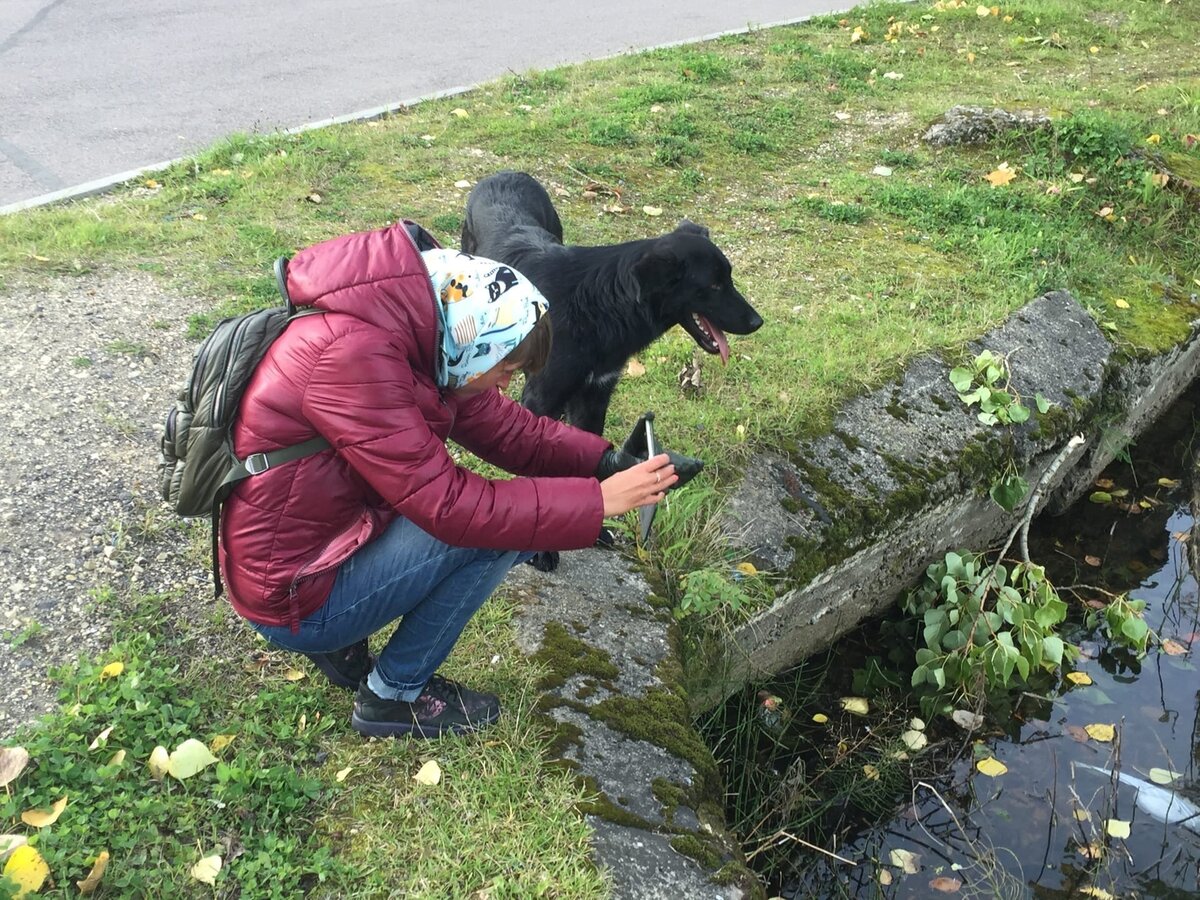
[565,374,620,436]
[520,369,577,422]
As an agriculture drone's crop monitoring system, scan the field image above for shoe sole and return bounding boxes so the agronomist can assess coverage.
[350,708,501,739]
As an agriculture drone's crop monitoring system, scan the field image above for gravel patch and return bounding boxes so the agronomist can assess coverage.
[0,271,212,739]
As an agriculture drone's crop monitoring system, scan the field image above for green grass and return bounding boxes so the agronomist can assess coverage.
[2,0,1200,895]
[1,580,604,899]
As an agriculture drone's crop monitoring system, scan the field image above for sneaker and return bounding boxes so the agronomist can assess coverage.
[351,674,501,738]
[303,639,375,691]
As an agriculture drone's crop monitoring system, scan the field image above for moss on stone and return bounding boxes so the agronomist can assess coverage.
[670,834,724,870]
[575,774,656,830]
[531,621,619,691]
[832,429,861,452]
[885,400,911,421]
[780,496,801,515]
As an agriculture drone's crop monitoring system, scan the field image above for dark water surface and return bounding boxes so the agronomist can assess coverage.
[740,393,1200,899]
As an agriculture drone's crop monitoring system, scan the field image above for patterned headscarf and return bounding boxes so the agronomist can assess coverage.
[421,249,550,390]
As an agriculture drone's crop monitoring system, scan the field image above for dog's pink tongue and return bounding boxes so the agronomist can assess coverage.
[699,314,730,364]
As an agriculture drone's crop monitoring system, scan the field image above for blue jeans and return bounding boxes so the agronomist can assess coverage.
[251,516,532,702]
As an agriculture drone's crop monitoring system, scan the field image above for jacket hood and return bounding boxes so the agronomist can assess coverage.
[284,221,443,378]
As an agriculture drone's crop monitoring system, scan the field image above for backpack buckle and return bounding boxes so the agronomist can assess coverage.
[243,453,271,475]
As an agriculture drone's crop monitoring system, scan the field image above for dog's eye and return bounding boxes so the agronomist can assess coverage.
[710,283,723,291]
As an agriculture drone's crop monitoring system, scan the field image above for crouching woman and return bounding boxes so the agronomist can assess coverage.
[218,221,676,739]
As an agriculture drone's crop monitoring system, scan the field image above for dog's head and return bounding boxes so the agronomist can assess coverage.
[632,221,763,363]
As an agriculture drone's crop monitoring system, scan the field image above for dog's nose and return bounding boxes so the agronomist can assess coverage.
[746,312,764,332]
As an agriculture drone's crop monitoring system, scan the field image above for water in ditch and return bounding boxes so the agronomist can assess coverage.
[707,385,1200,899]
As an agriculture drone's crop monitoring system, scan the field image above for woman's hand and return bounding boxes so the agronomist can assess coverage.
[600,453,678,517]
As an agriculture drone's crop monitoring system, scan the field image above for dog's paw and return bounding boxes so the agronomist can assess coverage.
[526,551,560,572]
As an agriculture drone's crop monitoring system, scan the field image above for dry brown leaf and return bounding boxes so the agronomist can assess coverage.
[931,876,963,892]
[76,849,111,895]
[625,358,646,377]
[0,747,30,788]
[1161,638,1188,656]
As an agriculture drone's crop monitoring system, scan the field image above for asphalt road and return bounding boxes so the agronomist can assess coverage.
[0,0,847,209]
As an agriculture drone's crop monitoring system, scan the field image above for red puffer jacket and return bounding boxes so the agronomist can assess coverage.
[220,221,610,628]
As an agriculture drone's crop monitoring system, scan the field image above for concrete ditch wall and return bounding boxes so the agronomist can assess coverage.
[510,288,1200,897]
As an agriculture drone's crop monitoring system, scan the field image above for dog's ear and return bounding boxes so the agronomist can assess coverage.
[632,243,685,297]
[674,220,710,239]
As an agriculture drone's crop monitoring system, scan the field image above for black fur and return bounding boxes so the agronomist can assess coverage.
[462,171,763,435]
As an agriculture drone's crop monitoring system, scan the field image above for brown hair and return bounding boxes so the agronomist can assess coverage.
[503,314,553,375]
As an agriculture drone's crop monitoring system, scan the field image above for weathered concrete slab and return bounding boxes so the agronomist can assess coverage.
[701,290,1200,706]
[509,550,755,899]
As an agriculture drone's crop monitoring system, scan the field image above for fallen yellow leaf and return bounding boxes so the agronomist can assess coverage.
[413,759,442,785]
[21,795,68,828]
[1145,133,1161,145]
[89,725,114,750]
[0,834,27,863]
[2,844,49,896]
[643,206,664,217]
[1080,887,1115,900]
[451,108,469,118]
[76,849,110,895]
[1114,299,1130,309]
[976,4,990,15]
[889,848,919,874]
[735,562,759,576]
[168,739,219,780]
[1105,818,1131,839]
[985,166,1017,186]
[99,662,124,680]
[812,713,829,724]
[1149,767,1183,785]
[148,745,170,780]
[1066,671,1093,685]
[1085,723,1115,742]
[976,757,1008,777]
[625,358,646,377]
[336,766,352,783]
[840,696,870,715]
[209,734,236,753]
[283,668,308,682]
[863,764,880,780]
[106,749,126,769]
[190,853,222,885]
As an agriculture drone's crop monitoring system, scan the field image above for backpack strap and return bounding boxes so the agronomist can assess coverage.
[210,434,331,597]
[274,256,293,310]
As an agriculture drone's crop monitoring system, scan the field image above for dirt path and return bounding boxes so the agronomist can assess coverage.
[0,271,207,739]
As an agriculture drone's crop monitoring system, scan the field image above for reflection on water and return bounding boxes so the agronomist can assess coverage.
[769,394,1200,899]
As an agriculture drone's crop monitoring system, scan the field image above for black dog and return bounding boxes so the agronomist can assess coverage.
[461,171,763,435]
